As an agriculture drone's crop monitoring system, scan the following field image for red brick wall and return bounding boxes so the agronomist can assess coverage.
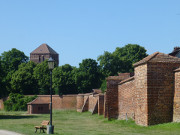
[62,95,77,109]
[134,64,148,126]
[173,69,180,122]
[35,95,77,110]
[98,94,104,115]
[147,63,180,125]
[37,95,62,109]
[30,104,50,114]
[104,73,133,119]
[105,79,120,119]
[77,94,84,112]
[88,94,98,113]
[76,93,105,115]
[118,77,135,120]
[134,62,180,126]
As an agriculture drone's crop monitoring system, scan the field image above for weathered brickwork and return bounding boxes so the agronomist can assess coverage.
[89,94,98,113]
[27,104,50,114]
[77,94,84,112]
[30,44,59,65]
[118,77,135,120]
[76,93,104,114]
[134,64,148,126]
[105,73,134,119]
[27,95,77,114]
[146,63,180,125]
[103,52,180,126]
[98,94,104,115]
[173,68,180,122]
[105,79,119,119]
[61,95,77,109]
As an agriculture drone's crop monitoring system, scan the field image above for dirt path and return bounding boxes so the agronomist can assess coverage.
[0,130,22,135]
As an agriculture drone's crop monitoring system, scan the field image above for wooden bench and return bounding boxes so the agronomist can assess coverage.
[35,120,49,133]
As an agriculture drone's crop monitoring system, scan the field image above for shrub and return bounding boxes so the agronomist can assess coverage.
[100,80,107,93]
[4,93,37,111]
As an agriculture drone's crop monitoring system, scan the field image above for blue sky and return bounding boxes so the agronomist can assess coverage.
[0,0,180,67]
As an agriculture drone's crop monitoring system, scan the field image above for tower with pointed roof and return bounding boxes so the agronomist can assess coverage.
[30,43,59,65]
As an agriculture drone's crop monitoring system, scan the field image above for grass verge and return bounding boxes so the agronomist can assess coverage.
[0,110,180,135]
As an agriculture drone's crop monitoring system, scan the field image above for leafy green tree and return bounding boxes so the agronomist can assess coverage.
[53,64,77,95]
[4,93,37,111]
[0,48,29,95]
[75,59,103,93]
[0,48,29,73]
[113,44,148,72]
[97,51,125,76]
[0,60,6,97]
[10,61,38,95]
[98,44,148,76]
[33,60,50,95]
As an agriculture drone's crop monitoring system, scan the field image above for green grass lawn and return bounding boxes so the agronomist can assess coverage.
[0,110,180,135]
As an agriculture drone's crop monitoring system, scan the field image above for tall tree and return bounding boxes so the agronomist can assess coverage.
[0,48,29,72]
[98,44,148,76]
[0,60,6,97]
[10,61,38,95]
[97,51,124,76]
[0,48,29,94]
[52,64,77,95]
[113,44,148,72]
[33,60,50,95]
[75,59,103,93]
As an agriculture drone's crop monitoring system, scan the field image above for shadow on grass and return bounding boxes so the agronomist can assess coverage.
[0,115,38,119]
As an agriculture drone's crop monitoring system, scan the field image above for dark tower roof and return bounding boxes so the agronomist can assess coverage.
[30,43,58,55]
[169,47,180,56]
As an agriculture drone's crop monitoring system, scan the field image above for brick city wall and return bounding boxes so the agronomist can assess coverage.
[146,62,180,125]
[134,64,148,126]
[98,94,104,115]
[173,69,180,122]
[35,95,77,110]
[105,79,120,119]
[88,94,99,113]
[118,77,135,120]
[76,93,104,114]
[28,104,50,114]
[77,94,85,112]
[105,73,133,119]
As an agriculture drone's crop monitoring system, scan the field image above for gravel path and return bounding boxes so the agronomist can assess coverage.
[0,130,22,135]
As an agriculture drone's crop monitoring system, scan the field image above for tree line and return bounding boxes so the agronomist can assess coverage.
[0,44,148,97]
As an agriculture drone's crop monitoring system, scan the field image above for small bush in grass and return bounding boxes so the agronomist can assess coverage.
[4,93,37,111]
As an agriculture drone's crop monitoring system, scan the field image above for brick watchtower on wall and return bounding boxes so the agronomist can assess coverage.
[30,43,59,65]
[133,52,180,126]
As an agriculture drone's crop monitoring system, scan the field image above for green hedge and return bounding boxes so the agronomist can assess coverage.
[4,93,37,111]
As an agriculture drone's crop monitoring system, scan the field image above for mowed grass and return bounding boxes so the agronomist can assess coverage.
[0,110,180,135]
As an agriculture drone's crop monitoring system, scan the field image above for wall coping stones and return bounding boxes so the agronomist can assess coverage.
[37,95,77,97]
[106,76,125,81]
[118,76,134,85]
[133,52,159,67]
[133,52,180,67]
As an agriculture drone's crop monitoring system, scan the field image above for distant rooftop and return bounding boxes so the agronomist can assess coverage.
[169,47,180,56]
[30,43,58,54]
